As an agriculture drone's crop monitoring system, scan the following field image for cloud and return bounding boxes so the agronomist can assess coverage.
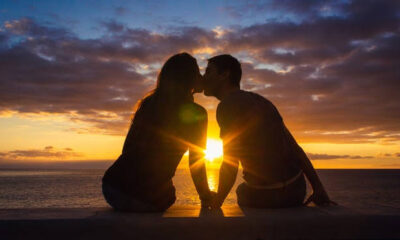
[219,0,400,143]
[307,152,373,160]
[0,17,218,135]
[0,146,83,160]
[4,18,70,37]
[0,0,399,143]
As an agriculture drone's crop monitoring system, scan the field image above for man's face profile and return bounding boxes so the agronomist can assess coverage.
[203,62,222,97]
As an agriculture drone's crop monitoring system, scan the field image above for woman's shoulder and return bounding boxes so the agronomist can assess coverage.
[189,102,207,115]
[178,102,207,124]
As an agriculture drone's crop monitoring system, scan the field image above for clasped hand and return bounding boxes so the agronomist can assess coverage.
[200,191,224,209]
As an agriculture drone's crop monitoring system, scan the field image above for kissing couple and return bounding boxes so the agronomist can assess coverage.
[102,53,336,212]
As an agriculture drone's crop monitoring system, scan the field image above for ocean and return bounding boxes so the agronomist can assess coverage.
[0,169,399,212]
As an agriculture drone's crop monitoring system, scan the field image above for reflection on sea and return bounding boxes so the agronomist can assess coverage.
[173,167,242,206]
[207,170,217,192]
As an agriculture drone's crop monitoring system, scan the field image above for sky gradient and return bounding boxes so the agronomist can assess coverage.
[0,0,399,169]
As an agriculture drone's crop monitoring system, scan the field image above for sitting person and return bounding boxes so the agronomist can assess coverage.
[102,53,214,212]
[202,54,336,208]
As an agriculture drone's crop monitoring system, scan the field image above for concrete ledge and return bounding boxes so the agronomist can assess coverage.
[1,205,399,239]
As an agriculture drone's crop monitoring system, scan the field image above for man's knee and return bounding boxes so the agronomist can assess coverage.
[236,183,248,206]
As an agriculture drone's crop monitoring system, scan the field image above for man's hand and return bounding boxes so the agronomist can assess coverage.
[200,191,217,208]
[209,194,224,209]
[304,186,337,206]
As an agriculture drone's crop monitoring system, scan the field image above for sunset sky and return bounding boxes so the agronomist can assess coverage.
[0,0,399,169]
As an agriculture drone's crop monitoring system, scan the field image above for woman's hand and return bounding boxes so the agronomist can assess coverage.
[200,191,217,208]
[209,194,224,209]
[304,186,337,206]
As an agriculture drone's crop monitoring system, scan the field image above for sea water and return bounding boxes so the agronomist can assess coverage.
[0,169,399,212]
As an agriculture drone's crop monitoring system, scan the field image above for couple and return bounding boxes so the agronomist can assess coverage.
[102,53,336,212]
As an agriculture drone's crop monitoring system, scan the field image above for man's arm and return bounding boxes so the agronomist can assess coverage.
[211,153,239,208]
[284,126,336,206]
[189,149,211,202]
[211,99,243,208]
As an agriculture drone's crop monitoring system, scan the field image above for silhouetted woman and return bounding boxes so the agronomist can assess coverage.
[102,53,212,212]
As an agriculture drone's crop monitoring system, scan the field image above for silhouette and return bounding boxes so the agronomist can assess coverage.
[102,53,214,212]
[202,54,336,209]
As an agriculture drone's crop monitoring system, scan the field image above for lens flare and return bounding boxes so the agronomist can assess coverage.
[204,138,223,161]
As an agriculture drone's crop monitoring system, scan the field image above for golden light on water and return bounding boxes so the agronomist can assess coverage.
[204,138,223,162]
[207,170,217,191]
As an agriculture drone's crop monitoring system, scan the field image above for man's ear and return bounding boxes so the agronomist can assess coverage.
[221,71,230,82]
[221,71,231,84]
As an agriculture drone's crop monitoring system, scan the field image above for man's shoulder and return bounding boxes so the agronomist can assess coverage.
[216,90,252,122]
[218,90,273,111]
[217,90,279,121]
[218,90,248,108]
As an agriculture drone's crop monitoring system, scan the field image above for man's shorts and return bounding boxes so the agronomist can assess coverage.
[236,174,306,208]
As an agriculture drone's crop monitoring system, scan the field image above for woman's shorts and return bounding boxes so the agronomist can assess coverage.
[102,181,176,212]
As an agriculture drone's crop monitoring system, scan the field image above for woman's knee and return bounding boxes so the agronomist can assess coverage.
[156,195,176,212]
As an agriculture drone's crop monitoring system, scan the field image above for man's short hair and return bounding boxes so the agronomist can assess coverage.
[208,54,242,87]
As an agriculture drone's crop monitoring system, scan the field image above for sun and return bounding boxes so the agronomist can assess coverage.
[204,138,223,161]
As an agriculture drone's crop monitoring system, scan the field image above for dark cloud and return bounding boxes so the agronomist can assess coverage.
[0,146,83,160]
[307,152,373,160]
[0,32,9,44]
[0,0,399,143]
[223,2,399,53]
[221,0,399,23]
[101,20,125,33]
[0,17,218,134]
[220,0,400,143]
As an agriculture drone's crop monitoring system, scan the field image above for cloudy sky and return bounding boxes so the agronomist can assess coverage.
[0,0,399,168]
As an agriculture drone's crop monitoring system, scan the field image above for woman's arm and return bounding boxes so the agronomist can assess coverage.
[284,126,337,206]
[189,148,212,203]
[188,108,213,205]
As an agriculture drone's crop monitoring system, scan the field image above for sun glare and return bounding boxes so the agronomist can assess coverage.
[204,138,223,161]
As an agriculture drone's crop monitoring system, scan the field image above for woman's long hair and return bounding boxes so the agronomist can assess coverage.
[123,53,200,153]
[131,52,200,127]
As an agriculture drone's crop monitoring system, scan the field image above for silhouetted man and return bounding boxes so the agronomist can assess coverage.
[203,54,335,208]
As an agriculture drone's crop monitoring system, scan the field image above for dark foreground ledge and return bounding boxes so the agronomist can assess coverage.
[0,205,399,240]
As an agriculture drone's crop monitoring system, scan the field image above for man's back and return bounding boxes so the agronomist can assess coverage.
[216,90,301,185]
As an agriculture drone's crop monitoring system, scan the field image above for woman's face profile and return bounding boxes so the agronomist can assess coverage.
[193,69,204,93]
[203,62,220,96]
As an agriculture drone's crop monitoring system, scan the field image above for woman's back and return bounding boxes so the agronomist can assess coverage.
[102,94,206,202]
